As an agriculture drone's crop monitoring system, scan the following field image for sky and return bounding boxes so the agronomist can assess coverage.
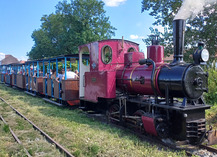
[0,0,163,61]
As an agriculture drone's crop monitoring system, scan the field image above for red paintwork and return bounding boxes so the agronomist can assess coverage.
[124,52,144,66]
[83,40,166,101]
[154,64,167,96]
[147,45,164,64]
[142,116,157,136]
[116,45,166,96]
[116,65,154,95]
[88,39,139,72]
[67,100,80,106]
[85,71,116,102]
[84,39,140,102]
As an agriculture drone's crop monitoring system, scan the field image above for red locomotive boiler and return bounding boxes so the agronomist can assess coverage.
[79,19,215,145]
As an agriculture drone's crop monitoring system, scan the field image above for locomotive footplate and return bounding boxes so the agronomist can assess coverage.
[128,97,211,111]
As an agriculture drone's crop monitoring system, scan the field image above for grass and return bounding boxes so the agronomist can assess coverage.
[206,103,217,129]
[0,120,27,157]
[0,99,63,157]
[0,84,187,157]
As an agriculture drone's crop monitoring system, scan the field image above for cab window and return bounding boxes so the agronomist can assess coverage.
[128,47,136,52]
[101,45,112,64]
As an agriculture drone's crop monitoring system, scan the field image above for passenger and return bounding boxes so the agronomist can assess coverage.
[55,68,65,94]
[50,69,56,80]
[22,70,25,75]
[39,70,43,77]
[55,68,64,83]
[26,69,29,76]
[75,70,79,79]
[63,67,78,79]
[50,69,56,95]
[50,69,53,75]
[45,69,53,78]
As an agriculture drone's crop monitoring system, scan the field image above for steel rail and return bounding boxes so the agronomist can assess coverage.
[86,112,214,157]
[199,145,217,154]
[185,145,217,156]
[0,114,32,157]
[0,97,74,157]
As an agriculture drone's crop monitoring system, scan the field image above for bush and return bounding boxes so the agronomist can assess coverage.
[204,68,217,105]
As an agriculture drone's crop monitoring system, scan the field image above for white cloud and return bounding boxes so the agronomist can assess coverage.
[130,35,139,39]
[130,35,145,40]
[153,25,165,33]
[102,0,127,7]
[0,52,5,60]
[17,56,28,61]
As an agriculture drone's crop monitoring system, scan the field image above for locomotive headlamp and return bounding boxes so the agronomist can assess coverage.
[201,49,209,62]
[193,42,209,65]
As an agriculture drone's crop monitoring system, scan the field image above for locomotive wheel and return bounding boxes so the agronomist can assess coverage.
[133,110,145,133]
[107,104,120,123]
[155,122,169,138]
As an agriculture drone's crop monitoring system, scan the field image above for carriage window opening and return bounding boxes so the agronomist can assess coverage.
[81,46,90,66]
[102,45,112,64]
[128,47,135,52]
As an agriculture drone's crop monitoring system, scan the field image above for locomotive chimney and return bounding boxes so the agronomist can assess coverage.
[172,19,186,64]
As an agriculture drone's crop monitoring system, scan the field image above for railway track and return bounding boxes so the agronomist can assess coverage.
[1,87,217,157]
[0,114,32,157]
[85,111,217,157]
[183,145,217,156]
[0,97,74,157]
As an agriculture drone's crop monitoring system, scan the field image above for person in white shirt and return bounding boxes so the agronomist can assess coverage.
[63,68,79,79]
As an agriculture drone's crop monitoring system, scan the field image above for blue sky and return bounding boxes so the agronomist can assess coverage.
[0,0,162,61]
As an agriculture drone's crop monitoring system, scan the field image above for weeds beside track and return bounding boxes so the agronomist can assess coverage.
[0,84,187,157]
[0,97,72,157]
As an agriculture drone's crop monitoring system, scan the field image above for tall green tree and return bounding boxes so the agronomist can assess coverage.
[142,0,217,62]
[28,0,116,59]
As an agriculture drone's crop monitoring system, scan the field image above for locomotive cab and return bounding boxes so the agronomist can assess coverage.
[79,39,140,103]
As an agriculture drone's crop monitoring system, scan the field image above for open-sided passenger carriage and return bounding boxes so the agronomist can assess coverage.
[39,54,89,106]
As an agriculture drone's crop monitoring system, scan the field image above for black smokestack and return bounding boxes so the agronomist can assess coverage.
[172,19,186,64]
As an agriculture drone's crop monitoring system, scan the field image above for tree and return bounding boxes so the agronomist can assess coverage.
[28,0,116,59]
[142,0,217,62]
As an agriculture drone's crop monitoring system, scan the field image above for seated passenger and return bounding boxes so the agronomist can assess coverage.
[63,67,78,79]
[50,69,56,80]
[55,68,65,94]
[75,70,79,79]
[55,69,64,83]
[50,69,56,93]
[39,70,43,77]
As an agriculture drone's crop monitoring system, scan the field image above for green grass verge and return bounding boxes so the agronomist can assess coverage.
[0,84,186,157]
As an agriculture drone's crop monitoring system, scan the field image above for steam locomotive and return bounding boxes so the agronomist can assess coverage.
[79,19,214,145]
[0,19,216,145]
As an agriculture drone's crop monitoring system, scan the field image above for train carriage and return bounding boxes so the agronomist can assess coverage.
[40,54,88,105]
